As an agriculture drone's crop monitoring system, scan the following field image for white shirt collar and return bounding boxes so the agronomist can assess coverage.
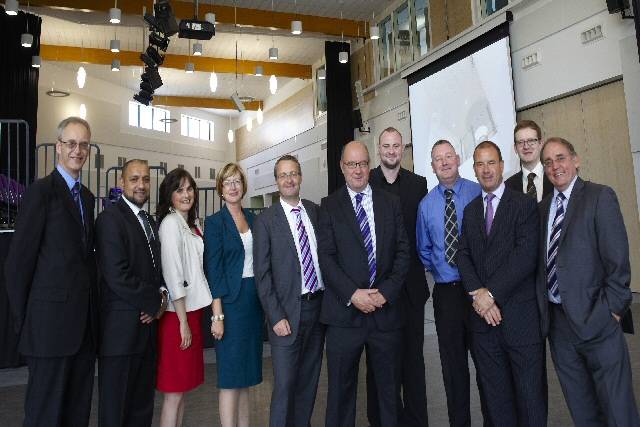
[347,184,372,201]
[122,195,144,217]
[522,162,544,179]
[280,197,303,213]
[553,175,578,200]
[482,182,505,200]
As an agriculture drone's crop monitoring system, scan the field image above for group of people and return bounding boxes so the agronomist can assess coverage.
[4,115,638,427]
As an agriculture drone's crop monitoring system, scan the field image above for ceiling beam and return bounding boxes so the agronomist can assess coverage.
[31,0,368,38]
[40,44,312,79]
[153,96,261,111]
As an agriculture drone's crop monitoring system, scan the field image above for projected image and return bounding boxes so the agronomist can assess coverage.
[409,37,517,189]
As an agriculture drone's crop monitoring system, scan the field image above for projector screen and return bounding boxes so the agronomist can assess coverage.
[408,36,517,190]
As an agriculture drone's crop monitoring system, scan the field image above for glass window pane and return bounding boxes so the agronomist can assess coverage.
[200,119,209,140]
[485,0,508,16]
[378,16,394,79]
[316,66,327,115]
[413,0,430,57]
[394,3,411,69]
[128,102,139,127]
[188,117,199,139]
[153,108,165,132]
[181,114,188,136]
[140,105,152,129]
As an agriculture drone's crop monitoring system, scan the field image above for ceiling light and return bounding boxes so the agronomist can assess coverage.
[291,20,302,35]
[5,0,18,15]
[246,117,253,132]
[257,106,263,125]
[255,65,263,76]
[77,66,86,88]
[269,47,278,60]
[269,74,277,95]
[210,71,218,92]
[110,39,120,52]
[317,68,326,79]
[370,25,380,40]
[109,7,121,24]
[46,89,70,97]
[193,42,202,56]
[21,33,33,47]
[31,55,41,68]
[79,103,87,119]
[111,59,120,71]
[185,62,194,73]
[227,129,234,143]
[339,51,349,64]
[205,12,215,24]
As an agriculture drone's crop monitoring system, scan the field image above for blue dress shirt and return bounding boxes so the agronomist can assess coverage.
[416,177,481,283]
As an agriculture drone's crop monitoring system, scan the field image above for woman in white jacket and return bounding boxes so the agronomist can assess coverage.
[156,168,213,427]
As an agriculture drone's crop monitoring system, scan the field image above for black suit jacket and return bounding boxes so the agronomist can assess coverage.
[254,199,322,346]
[505,169,553,199]
[4,169,98,357]
[536,178,632,340]
[95,198,164,357]
[456,186,542,346]
[369,167,429,306]
[318,186,410,330]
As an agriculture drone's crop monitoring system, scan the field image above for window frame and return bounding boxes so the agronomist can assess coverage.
[128,101,171,133]
[180,114,215,142]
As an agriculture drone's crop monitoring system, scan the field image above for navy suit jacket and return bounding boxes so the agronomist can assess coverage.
[456,186,542,346]
[204,205,255,304]
[505,169,553,199]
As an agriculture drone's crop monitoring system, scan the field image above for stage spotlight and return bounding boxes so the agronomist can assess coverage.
[140,45,164,67]
[149,32,170,51]
[134,89,154,106]
[144,0,178,37]
[141,66,163,90]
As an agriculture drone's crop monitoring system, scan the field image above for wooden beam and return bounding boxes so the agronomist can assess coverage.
[40,45,312,79]
[31,0,368,38]
[153,96,260,111]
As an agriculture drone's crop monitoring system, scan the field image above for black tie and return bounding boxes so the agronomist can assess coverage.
[444,189,459,266]
[527,172,537,199]
[138,210,157,268]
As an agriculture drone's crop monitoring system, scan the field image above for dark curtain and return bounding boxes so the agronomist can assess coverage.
[0,7,41,186]
[325,41,353,194]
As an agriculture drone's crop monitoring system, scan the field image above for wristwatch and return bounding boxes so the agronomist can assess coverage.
[211,314,225,322]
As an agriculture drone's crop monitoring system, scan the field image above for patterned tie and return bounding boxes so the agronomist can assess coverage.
[355,193,376,287]
[72,182,85,228]
[444,189,458,266]
[527,172,537,199]
[547,193,566,302]
[485,193,496,235]
[291,207,319,293]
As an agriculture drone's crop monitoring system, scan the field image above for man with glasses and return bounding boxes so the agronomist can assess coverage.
[318,141,410,427]
[5,117,99,426]
[254,154,325,427]
[505,120,552,202]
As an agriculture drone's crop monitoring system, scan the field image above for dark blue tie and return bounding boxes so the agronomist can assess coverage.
[72,182,84,228]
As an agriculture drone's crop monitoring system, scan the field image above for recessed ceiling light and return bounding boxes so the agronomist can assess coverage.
[46,89,70,97]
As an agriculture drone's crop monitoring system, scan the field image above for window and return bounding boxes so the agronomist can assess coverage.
[118,156,127,167]
[481,0,508,17]
[181,114,215,141]
[378,16,395,79]
[316,65,327,116]
[159,161,167,175]
[128,101,170,133]
[194,166,201,179]
[413,0,430,58]
[209,168,216,180]
[394,2,412,69]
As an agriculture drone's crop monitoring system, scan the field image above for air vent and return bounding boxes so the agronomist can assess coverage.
[581,25,603,44]
[521,51,541,69]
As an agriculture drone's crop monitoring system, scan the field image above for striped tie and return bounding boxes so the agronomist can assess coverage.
[355,193,376,287]
[291,207,318,293]
[444,189,458,266]
[546,193,566,302]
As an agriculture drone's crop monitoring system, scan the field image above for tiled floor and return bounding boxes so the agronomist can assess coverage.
[1,297,639,426]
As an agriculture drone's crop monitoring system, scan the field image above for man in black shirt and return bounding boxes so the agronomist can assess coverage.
[368,127,429,427]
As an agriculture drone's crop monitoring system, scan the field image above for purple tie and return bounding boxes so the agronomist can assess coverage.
[355,193,376,287]
[485,193,496,235]
[291,207,318,293]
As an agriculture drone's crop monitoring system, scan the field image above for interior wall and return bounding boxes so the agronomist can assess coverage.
[517,80,640,292]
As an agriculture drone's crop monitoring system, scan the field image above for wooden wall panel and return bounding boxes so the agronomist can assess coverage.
[429,0,448,48]
[447,0,473,39]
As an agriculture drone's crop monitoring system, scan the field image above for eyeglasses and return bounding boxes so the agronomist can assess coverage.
[515,138,540,148]
[277,171,301,180]
[432,153,456,164]
[343,160,369,170]
[222,179,242,188]
[58,138,90,151]
[543,155,569,168]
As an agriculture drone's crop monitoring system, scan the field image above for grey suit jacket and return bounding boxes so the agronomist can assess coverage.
[253,199,322,346]
[536,177,632,340]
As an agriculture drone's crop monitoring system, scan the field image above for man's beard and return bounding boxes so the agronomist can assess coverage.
[381,157,400,169]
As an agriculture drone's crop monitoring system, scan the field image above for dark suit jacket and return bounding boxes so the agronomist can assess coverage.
[505,169,553,199]
[95,198,164,357]
[457,186,542,346]
[536,178,632,340]
[204,205,255,304]
[253,199,322,346]
[318,186,410,331]
[4,169,98,357]
[369,166,429,306]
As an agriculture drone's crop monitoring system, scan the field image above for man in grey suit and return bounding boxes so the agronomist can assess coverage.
[538,137,639,426]
[254,154,326,427]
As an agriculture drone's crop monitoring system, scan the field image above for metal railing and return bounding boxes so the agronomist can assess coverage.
[0,120,30,228]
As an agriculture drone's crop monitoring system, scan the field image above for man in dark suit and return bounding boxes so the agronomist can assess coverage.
[95,159,168,427]
[505,120,552,202]
[318,141,410,427]
[367,127,429,427]
[4,117,99,427]
[457,141,547,427]
[254,154,326,427]
[538,137,639,425]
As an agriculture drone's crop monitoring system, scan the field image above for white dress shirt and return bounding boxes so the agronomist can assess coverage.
[121,195,155,240]
[346,184,377,253]
[279,198,325,294]
[481,182,506,222]
[521,162,545,202]
[240,230,254,278]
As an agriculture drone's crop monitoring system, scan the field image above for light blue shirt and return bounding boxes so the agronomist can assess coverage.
[416,177,481,283]
[56,164,84,220]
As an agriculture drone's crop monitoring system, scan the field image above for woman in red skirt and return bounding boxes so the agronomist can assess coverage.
[156,168,213,427]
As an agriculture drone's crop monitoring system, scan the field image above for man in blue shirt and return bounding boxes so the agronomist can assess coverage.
[416,140,487,427]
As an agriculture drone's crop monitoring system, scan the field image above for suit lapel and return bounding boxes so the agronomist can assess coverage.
[486,188,512,245]
[542,174,554,198]
[117,198,151,249]
[52,169,84,228]
[540,194,552,257]
[558,177,584,248]
[515,171,525,193]
[275,202,299,258]
[221,205,242,247]
[371,189,385,262]
[338,186,366,248]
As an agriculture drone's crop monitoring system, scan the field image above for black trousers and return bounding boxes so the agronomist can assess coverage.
[24,324,95,427]
[269,296,325,427]
[98,342,157,427]
[325,317,402,427]
[549,304,639,426]
[366,301,428,427]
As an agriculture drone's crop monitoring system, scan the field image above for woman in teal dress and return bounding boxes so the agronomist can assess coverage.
[204,163,263,427]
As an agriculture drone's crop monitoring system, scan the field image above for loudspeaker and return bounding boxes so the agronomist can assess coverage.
[607,0,630,13]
